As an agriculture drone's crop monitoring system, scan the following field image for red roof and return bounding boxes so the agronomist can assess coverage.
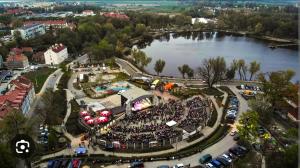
[6,8,25,15]
[103,12,129,20]
[6,54,28,62]
[11,48,23,55]
[0,76,33,119]
[50,44,66,53]
[21,47,33,53]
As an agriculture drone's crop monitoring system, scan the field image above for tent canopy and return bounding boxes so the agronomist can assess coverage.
[166,120,177,127]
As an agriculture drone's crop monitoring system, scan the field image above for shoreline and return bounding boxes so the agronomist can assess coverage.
[142,29,298,49]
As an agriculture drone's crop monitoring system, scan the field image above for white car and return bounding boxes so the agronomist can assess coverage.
[117,90,126,95]
[230,130,237,136]
[205,163,215,168]
[222,154,232,163]
[173,163,184,168]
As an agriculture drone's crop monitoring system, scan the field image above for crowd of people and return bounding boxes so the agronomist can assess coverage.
[179,97,211,130]
[99,97,211,146]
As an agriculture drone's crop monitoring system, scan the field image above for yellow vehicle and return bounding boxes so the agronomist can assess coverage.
[151,79,160,89]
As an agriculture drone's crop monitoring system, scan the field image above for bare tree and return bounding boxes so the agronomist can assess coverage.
[198,56,226,88]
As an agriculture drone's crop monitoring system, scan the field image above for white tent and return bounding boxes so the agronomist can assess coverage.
[166,120,177,127]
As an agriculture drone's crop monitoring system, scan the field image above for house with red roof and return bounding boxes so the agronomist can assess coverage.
[44,43,68,65]
[5,50,29,69]
[0,76,35,119]
[82,10,95,16]
[103,12,129,20]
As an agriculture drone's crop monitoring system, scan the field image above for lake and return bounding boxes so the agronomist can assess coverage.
[140,32,299,81]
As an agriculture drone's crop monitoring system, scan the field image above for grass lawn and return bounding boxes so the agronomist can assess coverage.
[201,87,224,96]
[24,67,56,93]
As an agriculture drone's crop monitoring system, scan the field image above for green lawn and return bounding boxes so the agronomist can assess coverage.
[24,67,56,93]
[201,87,224,96]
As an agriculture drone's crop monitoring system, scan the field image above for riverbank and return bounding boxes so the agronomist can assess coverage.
[137,28,298,50]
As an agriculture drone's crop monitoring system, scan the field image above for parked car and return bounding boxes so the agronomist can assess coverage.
[210,160,222,168]
[216,157,230,166]
[221,153,233,163]
[128,161,144,168]
[205,163,216,168]
[237,146,249,155]
[229,147,243,157]
[158,165,170,168]
[199,154,213,164]
[230,130,237,136]
[233,134,240,141]
[173,163,184,168]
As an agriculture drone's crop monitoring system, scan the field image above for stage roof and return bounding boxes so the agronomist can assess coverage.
[120,87,152,102]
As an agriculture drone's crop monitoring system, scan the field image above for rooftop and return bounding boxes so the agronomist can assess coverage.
[120,85,152,102]
[24,20,67,26]
[49,43,66,53]
[6,54,28,62]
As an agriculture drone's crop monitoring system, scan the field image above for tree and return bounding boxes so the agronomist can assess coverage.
[249,94,273,125]
[249,61,261,80]
[13,30,22,47]
[198,56,226,88]
[187,68,194,79]
[135,24,146,36]
[226,67,236,80]
[258,70,295,110]
[237,110,260,143]
[139,53,152,70]
[154,59,166,76]
[237,59,245,80]
[254,22,263,34]
[178,64,190,79]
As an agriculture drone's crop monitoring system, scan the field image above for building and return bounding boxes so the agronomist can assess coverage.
[23,20,69,30]
[82,10,95,16]
[11,23,46,39]
[44,43,68,65]
[103,12,129,20]
[6,52,29,70]
[0,76,35,118]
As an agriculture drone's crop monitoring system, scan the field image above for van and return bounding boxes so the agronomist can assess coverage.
[151,79,160,89]
[199,154,212,164]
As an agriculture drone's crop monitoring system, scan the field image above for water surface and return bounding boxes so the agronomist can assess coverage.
[141,32,299,81]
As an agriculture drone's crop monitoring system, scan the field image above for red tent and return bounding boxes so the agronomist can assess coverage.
[86,119,94,125]
[96,116,109,123]
[84,116,91,121]
[80,111,89,117]
[99,110,112,117]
